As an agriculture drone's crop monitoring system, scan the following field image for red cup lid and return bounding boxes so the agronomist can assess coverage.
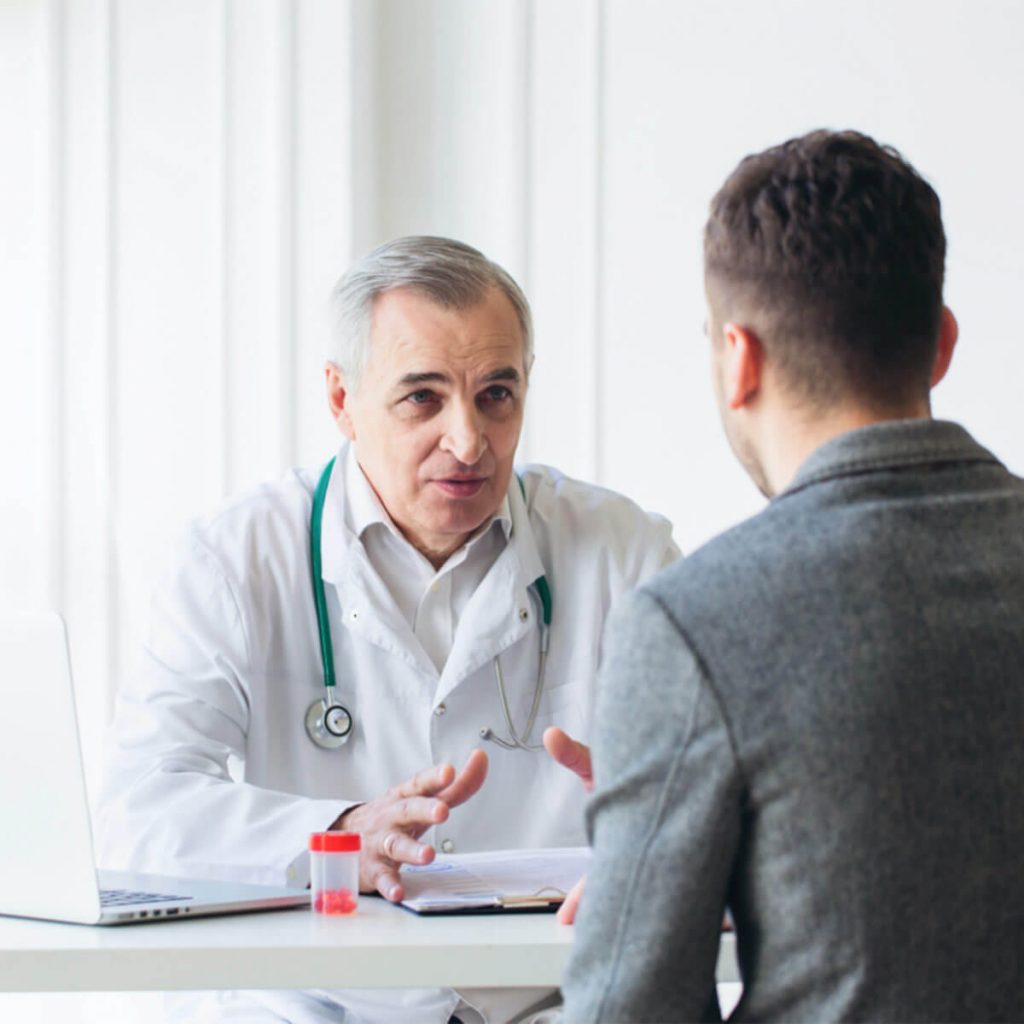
[310,831,361,853]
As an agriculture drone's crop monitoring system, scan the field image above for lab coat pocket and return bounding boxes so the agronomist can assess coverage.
[527,680,586,740]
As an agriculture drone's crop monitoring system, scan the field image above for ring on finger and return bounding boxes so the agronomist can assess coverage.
[382,831,399,860]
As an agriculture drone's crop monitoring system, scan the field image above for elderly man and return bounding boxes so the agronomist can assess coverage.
[562,131,1024,1021]
[98,236,677,1023]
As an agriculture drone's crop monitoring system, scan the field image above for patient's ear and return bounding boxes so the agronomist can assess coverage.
[721,323,764,410]
[325,364,356,441]
[930,306,958,389]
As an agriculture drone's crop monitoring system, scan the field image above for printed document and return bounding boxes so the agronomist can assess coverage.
[399,847,589,914]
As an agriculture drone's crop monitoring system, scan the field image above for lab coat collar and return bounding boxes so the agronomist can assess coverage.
[317,446,548,693]
[319,445,360,581]
[431,471,548,703]
[343,443,396,541]
[506,468,545,591]
[316,447,430,676]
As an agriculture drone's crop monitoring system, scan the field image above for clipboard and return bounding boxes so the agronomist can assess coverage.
[397,847,588,916]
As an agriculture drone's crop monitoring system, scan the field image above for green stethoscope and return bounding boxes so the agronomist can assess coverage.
[304,457,553,752]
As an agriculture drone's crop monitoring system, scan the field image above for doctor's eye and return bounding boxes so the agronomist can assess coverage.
[478,385,513,407]
[405,389,439,407]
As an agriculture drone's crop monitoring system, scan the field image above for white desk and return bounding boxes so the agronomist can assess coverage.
[0,898,739,992]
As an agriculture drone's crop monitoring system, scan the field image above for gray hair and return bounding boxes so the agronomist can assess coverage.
[328,236,534,390]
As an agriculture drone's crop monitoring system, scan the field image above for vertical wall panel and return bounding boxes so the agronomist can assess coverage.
[520,0,601,477]
[63,0,115,784]
[293,0,356,467]
[0,0,61,614]
[354,0,529,277]
[224,0,294,491]
[112,0,226,676]
[47,0,67,615]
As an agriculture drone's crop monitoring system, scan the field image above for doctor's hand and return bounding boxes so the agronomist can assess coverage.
[334,748,489,902]
[542,726,593,792]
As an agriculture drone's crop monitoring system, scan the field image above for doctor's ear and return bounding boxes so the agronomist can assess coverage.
[325,363,357,441]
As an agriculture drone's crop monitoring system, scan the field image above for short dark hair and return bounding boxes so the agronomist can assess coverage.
[704,130,946,409]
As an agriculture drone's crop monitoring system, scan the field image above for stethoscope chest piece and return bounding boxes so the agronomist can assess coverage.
[305,697,353,750]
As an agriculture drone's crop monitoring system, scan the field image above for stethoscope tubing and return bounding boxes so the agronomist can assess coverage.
[306,457,551,752]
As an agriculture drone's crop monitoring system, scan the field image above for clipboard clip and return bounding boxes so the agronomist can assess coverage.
[498,885,567,908]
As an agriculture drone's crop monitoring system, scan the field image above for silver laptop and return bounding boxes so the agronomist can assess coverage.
[0,610,309,925]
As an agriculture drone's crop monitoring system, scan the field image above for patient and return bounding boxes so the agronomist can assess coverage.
[561,129,1024,1022]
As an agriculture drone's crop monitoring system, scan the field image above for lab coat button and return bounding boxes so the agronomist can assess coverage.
[441,839,455,854]
[519,608,529,622]
[434,703,446,717]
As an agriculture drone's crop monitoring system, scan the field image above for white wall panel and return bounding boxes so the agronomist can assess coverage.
[293,0,356,466]
[354,0,529,280]
[112,0,227,677]
[62,0,114,783]
[224,0,296,489]
[521,0,601,478]
[0,0,61,614]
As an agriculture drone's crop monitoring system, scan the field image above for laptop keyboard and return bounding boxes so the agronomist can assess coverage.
[100,888,192,907]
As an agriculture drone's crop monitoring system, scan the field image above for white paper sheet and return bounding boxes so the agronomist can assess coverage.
[399,847,589,913]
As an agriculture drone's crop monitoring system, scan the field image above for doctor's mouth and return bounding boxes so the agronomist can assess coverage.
[432,476,489,498]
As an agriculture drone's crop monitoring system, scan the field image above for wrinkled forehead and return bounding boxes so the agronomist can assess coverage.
[367,286,528,378]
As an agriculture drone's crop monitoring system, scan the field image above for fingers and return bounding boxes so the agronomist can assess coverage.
[556,875,586,925]
[389,761,457,800]
[371,862,404,903]
[543,727,594,793]
[381,829,436,866]
[435,748,489,808]
[343,753,488,899]
[358,826,437,902]
[342,793,448,841]
[387,795,450,830]
[342,795,442,898]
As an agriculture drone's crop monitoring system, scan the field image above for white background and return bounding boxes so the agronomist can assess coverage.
[2,1,1023,1019]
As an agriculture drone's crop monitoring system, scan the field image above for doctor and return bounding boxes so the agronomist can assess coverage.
[97,236,678,1023]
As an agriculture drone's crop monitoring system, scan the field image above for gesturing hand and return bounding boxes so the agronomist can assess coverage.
[542,726,593,792]
[336,748,488,902]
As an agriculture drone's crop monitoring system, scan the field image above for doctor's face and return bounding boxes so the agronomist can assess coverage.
[328,286,527,567]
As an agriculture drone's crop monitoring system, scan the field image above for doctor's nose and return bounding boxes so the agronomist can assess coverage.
[440,401,487,465]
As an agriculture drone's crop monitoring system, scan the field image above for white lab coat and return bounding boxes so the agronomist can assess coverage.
[97,448,678,1023]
